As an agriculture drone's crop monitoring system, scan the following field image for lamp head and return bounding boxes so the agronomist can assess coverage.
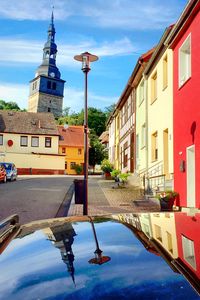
[74,52,98,72]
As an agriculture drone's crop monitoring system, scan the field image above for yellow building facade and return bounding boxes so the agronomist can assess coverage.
[58,126,84,175]
[144,27,174,191]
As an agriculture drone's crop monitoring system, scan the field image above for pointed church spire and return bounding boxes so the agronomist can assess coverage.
[35,10,61,79]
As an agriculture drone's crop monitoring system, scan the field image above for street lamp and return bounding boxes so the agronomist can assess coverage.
[74,52,99,215]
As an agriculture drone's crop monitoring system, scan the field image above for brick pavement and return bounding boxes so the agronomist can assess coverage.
[67,176,160,216]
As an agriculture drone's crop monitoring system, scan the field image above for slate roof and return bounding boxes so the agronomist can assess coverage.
[0,111,59,135]
[58,125,84,147]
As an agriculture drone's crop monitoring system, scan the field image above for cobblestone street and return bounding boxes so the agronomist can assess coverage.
[68,177,160,216]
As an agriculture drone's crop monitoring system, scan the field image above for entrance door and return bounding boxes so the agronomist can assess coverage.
[187,145,195,207]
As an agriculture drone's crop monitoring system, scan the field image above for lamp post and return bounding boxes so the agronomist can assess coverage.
[74,52,98,215]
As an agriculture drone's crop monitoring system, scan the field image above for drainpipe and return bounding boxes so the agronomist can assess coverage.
[144,74,149,194]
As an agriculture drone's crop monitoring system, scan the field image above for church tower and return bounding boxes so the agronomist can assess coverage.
[28,11,65,118]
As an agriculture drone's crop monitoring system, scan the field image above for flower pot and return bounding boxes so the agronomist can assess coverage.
[160,196,175,211]
[104,172,111,180]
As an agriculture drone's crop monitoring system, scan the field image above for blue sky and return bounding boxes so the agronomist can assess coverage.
[0,0,188,113]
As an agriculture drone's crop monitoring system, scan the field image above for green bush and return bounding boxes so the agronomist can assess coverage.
[74,164,83,175]
[111,169,121,178]
[118,172,131,184]
[100,159,113,173]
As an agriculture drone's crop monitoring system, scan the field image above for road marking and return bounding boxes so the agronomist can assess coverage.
[27,188,61,192]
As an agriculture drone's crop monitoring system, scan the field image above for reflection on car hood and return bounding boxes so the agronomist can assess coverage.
[0,211,200,300]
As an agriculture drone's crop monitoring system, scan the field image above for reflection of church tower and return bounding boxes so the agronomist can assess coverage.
[28,11,65,118]
[44,223,77,284]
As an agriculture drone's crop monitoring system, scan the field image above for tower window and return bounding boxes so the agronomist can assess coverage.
[52,82,56,90]
[48,107,51,112]
[47,81,51,89]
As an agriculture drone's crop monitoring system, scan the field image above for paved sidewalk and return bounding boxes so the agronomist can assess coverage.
[68,177,160,216]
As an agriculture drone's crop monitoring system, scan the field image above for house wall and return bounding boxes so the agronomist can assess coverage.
[0,133,59,155]
[135,77,147,175]
[59,146,84,175]
[147,48,174,187]
[0,152,65,174]
[114,112,120,170]
[119,93,134,173]
[108,118,115,165]
[150,212,178,258]
[173,10,200,208]
[0,133,63,174]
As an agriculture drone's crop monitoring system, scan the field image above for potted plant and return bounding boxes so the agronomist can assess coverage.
[100,159,113,179]
[157,191,179,211]
[74,164,83,175]
[118,172,131,186]
[111,169,121,182]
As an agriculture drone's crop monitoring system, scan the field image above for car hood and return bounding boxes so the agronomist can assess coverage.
[0,212,199,300]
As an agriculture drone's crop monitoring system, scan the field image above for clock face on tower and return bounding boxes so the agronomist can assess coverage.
[50,72,55,78]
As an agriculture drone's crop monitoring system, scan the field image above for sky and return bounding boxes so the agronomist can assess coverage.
[0,0,188,113]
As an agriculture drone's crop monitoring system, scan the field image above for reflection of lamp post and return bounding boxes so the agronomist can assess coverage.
[88,217,111,265]
[74,52,98,215]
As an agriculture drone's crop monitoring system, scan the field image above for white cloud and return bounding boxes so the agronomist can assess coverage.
[64,87,117,112]
[0,37,137,67]
[0,0,185,30]
[0,82,28,109]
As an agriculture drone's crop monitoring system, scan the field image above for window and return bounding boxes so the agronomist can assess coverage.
[123,142,128,168]
[45,137,52,148]
[78,149,82,155]
[31,137,39,147]
[139,80,144,105]
[151,71,157,103]
[52,82,56,90]
[0,135,3,145]
[163,55,168,89]
[47,81,51,89]
[179,34,191,87]
[32,81,37,90]
[70,162,76,169]
[151,131,158,161]
[20,136,28,147]
[141,124,146,148]
[167,232,173,254]
[47,107,51,112]
[62,147,66,154]
[182,235,196,269]
[65,162,67,169]
[154,225,162,242]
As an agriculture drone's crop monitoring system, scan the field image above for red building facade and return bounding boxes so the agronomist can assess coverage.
[168,1,200,208]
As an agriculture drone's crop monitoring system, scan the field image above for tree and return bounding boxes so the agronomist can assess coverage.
[0,99,21,111]
[89,132,108,172]
[57,106,108,136]
[104,103,116,120]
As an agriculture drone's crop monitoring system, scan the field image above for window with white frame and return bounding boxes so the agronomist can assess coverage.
[141,123,146,148]
[139,80,144,105]
[151,131,158,161]
[179,34,191,87]
[151,71,157,103]
[163,55,168,89]
[0,135,3,145]
[20,136,28,147]
[31,136,39,147]
[182,235,196,269]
